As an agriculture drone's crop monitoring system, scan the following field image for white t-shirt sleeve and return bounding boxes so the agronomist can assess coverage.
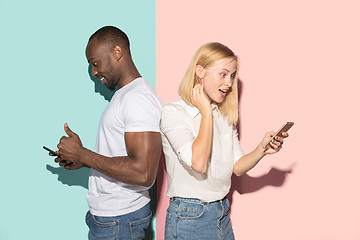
[160,105,195,167]
[121,91,162,133]
[233,127,244,164]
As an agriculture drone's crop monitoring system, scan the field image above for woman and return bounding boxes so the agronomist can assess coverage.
[160,42,288,240]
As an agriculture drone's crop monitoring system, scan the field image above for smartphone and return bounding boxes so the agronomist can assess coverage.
[43,146,60,157]
[263,122,294,149]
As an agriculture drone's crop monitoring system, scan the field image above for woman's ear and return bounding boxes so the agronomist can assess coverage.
[113,45,123,61]
[195,65,205,79]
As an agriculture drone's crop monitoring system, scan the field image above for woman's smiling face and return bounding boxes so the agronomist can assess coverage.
[198,57,237,104]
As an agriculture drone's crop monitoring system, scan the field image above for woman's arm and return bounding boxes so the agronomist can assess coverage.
[190,82,213,173]
[233,132,288,176]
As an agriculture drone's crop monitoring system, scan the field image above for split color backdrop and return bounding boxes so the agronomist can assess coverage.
[1,0,360,240]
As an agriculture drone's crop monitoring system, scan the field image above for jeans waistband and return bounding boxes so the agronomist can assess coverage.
[170,196,227,206]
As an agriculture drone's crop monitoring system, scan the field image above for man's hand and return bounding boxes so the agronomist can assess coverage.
[57,123,84,163]
[54,158,86,170]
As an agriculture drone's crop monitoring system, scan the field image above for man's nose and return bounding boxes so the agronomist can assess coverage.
[91,67,98,77]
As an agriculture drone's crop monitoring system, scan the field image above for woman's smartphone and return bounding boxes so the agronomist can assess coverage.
[43,146,60,157]
[263,122,294,149]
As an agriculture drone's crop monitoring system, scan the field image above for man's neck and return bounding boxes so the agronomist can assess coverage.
[117,60,141,89]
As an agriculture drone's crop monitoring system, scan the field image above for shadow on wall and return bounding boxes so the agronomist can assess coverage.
[156,146,294,211]
[156,79,295,212]
[46,66,156,240]
[227,167,294,208]
[227,79,295,207]
[46,164,89,189]
[88,65,119,101]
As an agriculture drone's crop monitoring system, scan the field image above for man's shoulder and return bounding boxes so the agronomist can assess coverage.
[128,78,160,98]
[116,78,150,96]
[115,79,162,106]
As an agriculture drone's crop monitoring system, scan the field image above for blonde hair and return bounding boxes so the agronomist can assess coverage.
[179,42,239,125]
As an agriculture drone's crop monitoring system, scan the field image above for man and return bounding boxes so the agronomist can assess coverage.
[54,26,163,240]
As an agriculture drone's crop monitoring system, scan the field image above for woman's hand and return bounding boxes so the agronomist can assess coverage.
[192,81,212,114]
[259,132,289,155]
[233,131,289,177]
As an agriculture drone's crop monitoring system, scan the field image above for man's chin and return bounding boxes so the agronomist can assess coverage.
[107,85,116,91]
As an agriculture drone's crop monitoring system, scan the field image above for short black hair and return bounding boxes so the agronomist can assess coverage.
[89,26,130,49]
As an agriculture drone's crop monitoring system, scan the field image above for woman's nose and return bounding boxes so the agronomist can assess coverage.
[225,77,232,87]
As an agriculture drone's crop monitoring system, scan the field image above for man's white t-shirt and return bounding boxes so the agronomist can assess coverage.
[87,78,163,216]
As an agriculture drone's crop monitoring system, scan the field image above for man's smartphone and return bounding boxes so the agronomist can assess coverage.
[43,146,60,157]
[263,122,294,149]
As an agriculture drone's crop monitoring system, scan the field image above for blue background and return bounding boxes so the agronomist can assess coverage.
[0,0,156,239]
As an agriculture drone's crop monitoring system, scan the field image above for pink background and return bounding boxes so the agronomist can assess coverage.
[156,0,360,239]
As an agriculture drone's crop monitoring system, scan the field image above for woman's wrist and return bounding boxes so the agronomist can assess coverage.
[255,145,267,159]
[201,110,212,118]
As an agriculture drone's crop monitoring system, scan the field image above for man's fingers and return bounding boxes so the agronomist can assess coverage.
[58,160,70,166]
[64,162,74,167]
[64,123,76,137]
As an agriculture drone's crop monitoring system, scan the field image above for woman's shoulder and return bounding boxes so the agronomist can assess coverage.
[163,98,187,112]
[161,99,198,131]
[161,98,195,120]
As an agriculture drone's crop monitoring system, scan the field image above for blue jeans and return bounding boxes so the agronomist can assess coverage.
[164,197,235,240]
[86,203,152,240]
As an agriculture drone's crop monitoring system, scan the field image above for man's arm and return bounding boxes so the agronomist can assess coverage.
[57,123,162,187]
